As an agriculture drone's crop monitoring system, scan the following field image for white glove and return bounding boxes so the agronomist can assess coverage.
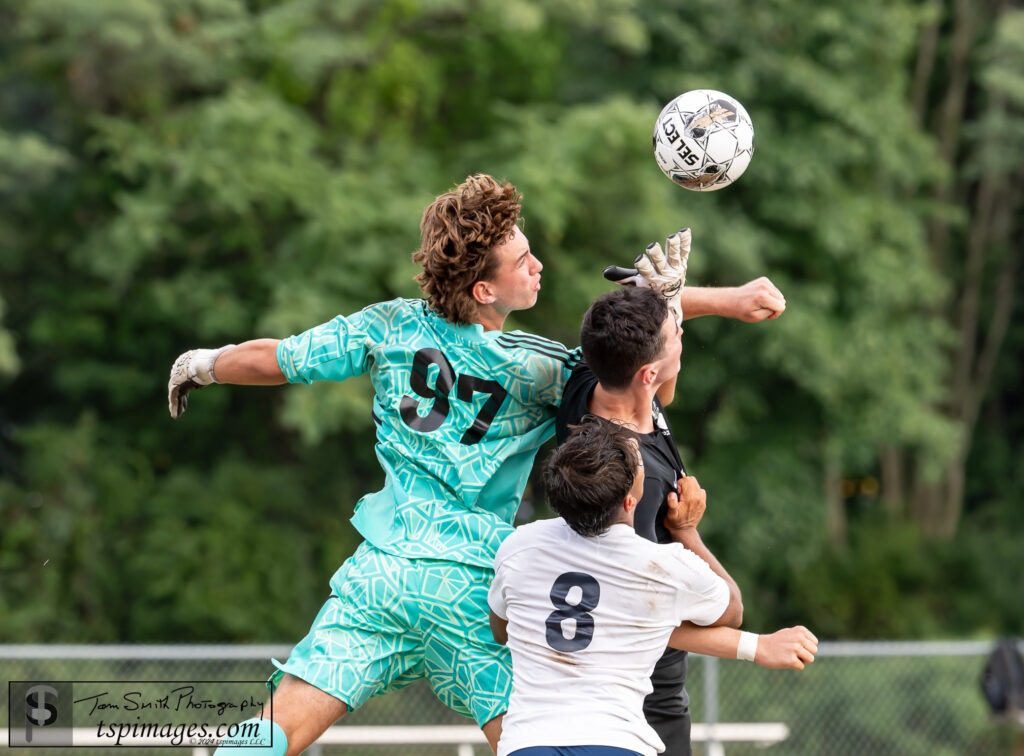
[168,345,235,419]
[603,229,690,324]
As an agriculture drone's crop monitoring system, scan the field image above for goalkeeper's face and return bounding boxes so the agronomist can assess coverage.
[478,226,543,315]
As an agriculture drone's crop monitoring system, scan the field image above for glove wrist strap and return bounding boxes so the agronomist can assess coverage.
[206,344,236,384]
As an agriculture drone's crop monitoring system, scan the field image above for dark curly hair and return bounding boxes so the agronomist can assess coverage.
[544,416,640,537]
[412,174,522,325]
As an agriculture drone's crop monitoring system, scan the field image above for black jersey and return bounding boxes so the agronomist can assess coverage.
[556,364,687,543]
[556,362,695,755]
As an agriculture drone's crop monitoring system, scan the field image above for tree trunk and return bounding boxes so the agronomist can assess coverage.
[825,444,847,545]
[937,197,1020,536]
[906,0,1023,539]
[911,475,943,536]
[880,446,905,519]
[925,0,973,271]
[911,17,940,125]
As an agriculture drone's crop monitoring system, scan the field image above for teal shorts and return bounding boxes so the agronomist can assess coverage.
[271,541,512,726]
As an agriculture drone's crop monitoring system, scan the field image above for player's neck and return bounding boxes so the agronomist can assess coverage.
[609,514,635,530]
[473,303,507,332]
[589,383,656,433]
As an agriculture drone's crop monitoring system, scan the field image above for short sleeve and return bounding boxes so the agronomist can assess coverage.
[669,545,731,627]
[276,306,379,384]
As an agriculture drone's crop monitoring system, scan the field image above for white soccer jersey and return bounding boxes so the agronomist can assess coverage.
[488,518,730,756]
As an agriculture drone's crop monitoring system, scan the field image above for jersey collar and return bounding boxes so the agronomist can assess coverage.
[421,300,499,345]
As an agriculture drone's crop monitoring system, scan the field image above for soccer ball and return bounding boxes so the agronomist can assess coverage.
[653,89,755,192]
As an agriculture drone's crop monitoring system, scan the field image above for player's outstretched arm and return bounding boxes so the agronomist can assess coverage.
[679,278,786,322]
[168,339,285,419]
[668,624,817,671]
[212,339,286,384]
[665,475,743,627]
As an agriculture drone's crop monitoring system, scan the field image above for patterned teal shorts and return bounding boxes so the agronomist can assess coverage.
[270,542,512,726]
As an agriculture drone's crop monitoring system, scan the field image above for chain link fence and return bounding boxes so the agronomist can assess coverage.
[2,642,1021,755]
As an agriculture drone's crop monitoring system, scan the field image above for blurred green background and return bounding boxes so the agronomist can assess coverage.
[0,0,1021,644]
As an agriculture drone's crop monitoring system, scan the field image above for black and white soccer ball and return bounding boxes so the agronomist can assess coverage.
[653,89,755,192]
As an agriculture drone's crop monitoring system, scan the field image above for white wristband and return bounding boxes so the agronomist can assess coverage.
[207,344,236,384]
[737,631,759,662]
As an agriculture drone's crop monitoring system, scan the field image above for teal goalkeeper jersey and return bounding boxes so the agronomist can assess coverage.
[277,298,580,568]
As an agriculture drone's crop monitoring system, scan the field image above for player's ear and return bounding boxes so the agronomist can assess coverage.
[623,494,638,514]
[472,279,496,305]
[636,363,658,387]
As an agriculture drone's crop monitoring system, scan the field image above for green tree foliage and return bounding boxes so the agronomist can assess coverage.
[0,0,1019,642]
[889,0,1024,539]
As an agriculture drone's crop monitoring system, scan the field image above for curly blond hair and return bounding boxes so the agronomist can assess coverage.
[412,174,522,325]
